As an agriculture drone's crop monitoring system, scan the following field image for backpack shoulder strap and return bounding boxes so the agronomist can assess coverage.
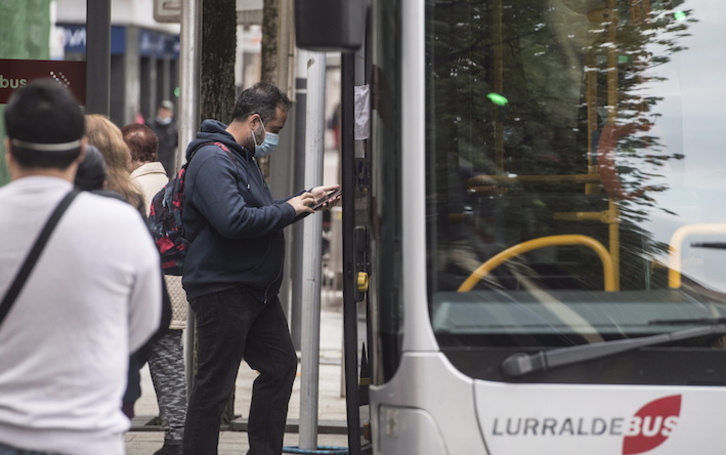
[179,142,231,244]
[187,141,240,181]
[187,141,233,163]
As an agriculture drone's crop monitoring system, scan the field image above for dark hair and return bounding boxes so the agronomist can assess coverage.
[4,78,84,169]
[121,123,159,163]
[10,147,82,169]
[74,144,108,191]
[230,81,292,124]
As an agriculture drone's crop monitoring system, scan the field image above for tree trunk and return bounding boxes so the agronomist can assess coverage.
[259,0,283,178]
[261,0,280,84]
[201,0,237,124]
[198,0,238,425]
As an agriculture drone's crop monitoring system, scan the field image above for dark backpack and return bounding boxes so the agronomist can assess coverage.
[149,141,231,275]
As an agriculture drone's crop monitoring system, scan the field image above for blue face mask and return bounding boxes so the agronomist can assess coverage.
[255,131,279,157]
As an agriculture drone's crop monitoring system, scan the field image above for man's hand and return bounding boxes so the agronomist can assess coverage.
[287,192,316,216]
[310,184,341,210]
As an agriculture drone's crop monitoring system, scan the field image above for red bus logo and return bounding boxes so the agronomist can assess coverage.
[622,395,681,455]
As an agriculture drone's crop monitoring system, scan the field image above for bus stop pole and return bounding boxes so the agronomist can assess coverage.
[290,48,309,351]
[299,51,327,450]
[85,0,110,115]
[180,0,202,399]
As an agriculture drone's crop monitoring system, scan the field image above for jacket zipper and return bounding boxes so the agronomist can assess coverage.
[251,154,279,303]
[264,261,285,304]
[251,156,272,193]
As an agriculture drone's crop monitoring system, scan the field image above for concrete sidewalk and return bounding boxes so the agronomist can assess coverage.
[125,290,349,454]
[125,432,349,454]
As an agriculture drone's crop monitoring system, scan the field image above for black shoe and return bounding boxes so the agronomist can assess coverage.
[153,442,183,455]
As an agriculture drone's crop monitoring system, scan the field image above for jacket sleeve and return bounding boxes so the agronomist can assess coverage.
[277,188,313,223]
[131,269,172,362]
[274,187,308,205]
[189,148,298,239]
[126,213,164,353]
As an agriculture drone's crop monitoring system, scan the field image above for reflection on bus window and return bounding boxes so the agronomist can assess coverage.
[424,0,726,382]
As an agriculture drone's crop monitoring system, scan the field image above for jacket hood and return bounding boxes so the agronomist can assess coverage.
[185,119,249,161]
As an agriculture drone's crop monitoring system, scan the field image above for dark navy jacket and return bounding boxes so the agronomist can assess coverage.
[181,119,299,302]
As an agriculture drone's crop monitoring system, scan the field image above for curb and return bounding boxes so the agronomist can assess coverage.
[229,418,349,435]
[130,416,349,435]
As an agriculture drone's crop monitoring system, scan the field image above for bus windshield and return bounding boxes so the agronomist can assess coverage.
[425,0,726,383]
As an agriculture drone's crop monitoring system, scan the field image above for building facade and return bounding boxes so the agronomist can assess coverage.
[55,0,180,127]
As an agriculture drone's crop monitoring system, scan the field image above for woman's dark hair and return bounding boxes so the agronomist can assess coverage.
[121,123,159,163]
[230,81,292,124]
[4,78,84,169]
[74,144,108,191]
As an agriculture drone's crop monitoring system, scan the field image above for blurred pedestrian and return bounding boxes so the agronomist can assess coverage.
[73,144,113,194]
[148,100,179,178]
[122,123,188,455]
[86,114,149,419]
[181,81,339,455]
[123,123,167,204]
[0,79,162,454]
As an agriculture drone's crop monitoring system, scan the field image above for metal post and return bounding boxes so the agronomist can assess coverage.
[299,51,326,450]
[85,0,110,115]
[290,48,308,351]
[123,26,141,126]
[181,0,202,399]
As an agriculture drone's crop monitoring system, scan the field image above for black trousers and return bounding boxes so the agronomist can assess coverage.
[183,286,297,455]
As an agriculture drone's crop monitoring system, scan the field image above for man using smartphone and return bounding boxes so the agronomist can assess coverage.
[181,82,338,455]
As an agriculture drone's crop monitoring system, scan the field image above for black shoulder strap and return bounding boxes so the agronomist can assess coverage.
[0,189,80,326]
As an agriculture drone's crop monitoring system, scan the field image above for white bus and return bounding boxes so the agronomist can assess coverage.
[297,0,726,453]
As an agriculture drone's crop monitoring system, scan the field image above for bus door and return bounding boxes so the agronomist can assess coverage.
[340,43,374,455]
[293,1,373,451]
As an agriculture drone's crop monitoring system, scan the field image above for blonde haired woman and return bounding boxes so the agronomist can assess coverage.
[85,114,157,422]
[85,114,145,213]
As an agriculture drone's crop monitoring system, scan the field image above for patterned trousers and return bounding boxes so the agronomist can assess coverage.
[149,329,187,444]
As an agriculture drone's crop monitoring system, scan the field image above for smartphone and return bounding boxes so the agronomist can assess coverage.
[312,188,342,210]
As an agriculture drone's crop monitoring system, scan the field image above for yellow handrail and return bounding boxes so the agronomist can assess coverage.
[668,223,726,288]
[457,234,616,292]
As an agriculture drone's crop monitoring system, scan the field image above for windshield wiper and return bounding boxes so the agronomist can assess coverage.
[649,317,726,325]
[502,323,726,377]
[692,242,726,250]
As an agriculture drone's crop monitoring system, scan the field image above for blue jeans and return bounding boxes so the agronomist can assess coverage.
[0,442,63,455]
[183,286,297,455]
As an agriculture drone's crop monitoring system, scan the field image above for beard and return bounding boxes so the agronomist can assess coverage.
[243,135,256,152]
[244,125,264,153]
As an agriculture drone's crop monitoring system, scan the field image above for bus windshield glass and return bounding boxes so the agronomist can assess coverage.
[425,0,726,383]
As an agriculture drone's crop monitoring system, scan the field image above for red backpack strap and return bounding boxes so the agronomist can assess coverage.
[213,141,230,153]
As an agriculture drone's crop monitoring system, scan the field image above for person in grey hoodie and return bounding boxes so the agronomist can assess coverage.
[181,81,338,455]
